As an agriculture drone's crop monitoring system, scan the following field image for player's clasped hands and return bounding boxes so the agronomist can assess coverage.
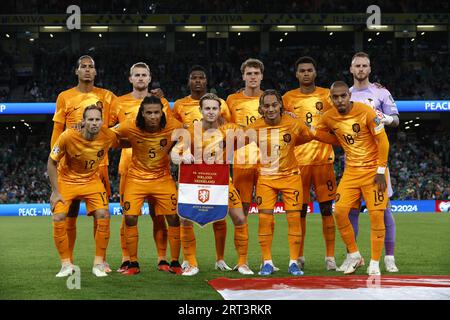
[374,173,387,192]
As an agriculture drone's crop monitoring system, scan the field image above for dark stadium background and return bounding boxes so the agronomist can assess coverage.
[0,0,448,205]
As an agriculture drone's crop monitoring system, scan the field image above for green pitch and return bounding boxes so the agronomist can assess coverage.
[1,213,449,299]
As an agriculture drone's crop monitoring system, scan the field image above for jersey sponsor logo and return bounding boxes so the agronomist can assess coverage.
[124,111,132,115]
[198,189,210,203]
[352,123,361,133]
[235,108,243,111]
[74,154,82,158]
[136,140,144,143]
[184,112,191,116]
[294,106,301,110]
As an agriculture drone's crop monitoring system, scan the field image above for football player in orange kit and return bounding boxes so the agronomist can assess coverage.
[246,90,326,276]
[110,62,176,274]
[48,104,120,277]
[173,65,233,272]
[282,56,337,271]
[50,55,116,272]
[172,93,253,276]
[312,81,390,276]
[111,96,182,275]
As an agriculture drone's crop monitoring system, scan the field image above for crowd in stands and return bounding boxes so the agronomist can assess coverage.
[0,127,448,204]
[9,37,449,104]
[2,0,448,14]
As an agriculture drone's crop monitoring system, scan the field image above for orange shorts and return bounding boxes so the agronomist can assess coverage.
[334,166,388,211]
[122,175,178,216]
[98,164,111,197]
[233,166,258,204]
[228,181,243,209]
[53,179,108,215]
[299,164,336,203]
[256,174,303,211]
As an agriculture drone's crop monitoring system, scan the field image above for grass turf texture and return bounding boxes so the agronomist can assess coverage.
[1,213,449,299]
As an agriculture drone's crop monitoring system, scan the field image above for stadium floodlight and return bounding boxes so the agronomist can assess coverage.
[90,26,109,30]
[184,26,203,29]
[138,26,157,29]
[325,25,343,29]
[231,26,250,29]
[277,25,296,29]
[6,34,10,38]
[417,25,435,28]
[44,26,63,29]
[367,25,389,29]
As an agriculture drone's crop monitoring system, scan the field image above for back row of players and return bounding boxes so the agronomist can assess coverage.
[48,52,400,277]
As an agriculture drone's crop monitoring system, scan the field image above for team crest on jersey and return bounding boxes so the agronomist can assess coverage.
[352,123,361,133]
[283,133,291,143]
[96,101,103,109]
[198,189,210,203]
[160,138,168,149]
[97,149,105,159]
[52,146,60,155]
[256,196,262,205]
[315,101,323,111]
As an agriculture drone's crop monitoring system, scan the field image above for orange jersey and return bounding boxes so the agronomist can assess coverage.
[316,102,385,167]
[50,128,118,184]
[110,93,173,174]
[227,92,262,168]
[53,86,117,129]
[247,115,312,178]
[283,87,334,166]
[226,92,261,127]
[173,95,231,127]
[111,118,183,180]
[187,122,239,164]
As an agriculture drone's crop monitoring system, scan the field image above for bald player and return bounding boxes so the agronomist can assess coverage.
[337,52,400,273]
[173,65,233,272]
[313,81,390,276]
[282,56,337,271]
[110,62,174,274]
[51,55,116,272]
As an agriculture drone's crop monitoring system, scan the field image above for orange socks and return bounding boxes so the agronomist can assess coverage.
[120,216,130,261]
[95,218,110,259]
[181,225,197,267]
[369,209,385,261]
[258,213,274,261]
[124,224,139,262]
[321,215,336,257]
[286,212,302,261]
[53,220,70,261]
[234,223,249,266]
[299,217,306,257]
[168,226,181,262]
[334,206,358,253]
[153,215,168,261]
[213,219,227,261]
[66,217,77,262]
